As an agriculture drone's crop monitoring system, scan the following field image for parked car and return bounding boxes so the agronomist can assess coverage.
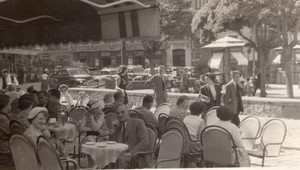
[53,67,92,87]
[127,73,153,90]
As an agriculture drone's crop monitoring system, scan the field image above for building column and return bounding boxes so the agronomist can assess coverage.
[166,44,173,67]
[185,44,192,66]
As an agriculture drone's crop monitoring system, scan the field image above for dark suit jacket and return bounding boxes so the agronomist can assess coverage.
[200,84,221,110]
[222,80,247,114]
[113,118,150,168]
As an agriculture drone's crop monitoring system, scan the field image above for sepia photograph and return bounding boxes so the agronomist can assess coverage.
[0,0,299,169]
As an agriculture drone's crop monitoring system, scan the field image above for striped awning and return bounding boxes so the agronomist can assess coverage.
[230,52,248,65]
[208,52,223,69]
[0,0,160,48]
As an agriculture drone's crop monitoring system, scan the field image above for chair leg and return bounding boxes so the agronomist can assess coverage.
[262,157,265,167]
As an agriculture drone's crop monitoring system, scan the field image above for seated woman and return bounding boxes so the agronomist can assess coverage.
[23,107,52,146]
[183,101,206,140]
[24,107,66,157]
[80,99,109,140]
[59,84,74,109]
[212,106,244,149]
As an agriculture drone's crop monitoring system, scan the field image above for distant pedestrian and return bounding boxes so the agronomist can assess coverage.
[48,72,57,89]
[252,73,261,96]
[0,69,19,90]
[244,78,252,97]
[41,69,49,91]
[146,65,168,107]
[179,70,189,93]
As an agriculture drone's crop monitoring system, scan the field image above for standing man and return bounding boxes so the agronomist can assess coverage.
[180,70,189,93]
[0,69,19,90]
[200,73,221,111]
[222,71,246,127]
[146,65,168,107]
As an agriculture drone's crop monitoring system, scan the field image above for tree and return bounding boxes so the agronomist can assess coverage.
[143,0,195,75]
[191,0,300,98]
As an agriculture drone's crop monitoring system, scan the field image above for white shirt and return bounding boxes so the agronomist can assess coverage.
[208,84,217,100]
[183,115,205,140]
[41,73,48,80]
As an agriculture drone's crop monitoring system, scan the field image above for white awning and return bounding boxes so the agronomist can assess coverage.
[208,52,223,69]
[230,52,248,65]
[272,54,281,64]
[296,54,300,63]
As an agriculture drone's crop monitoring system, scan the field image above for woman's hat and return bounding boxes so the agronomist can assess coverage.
[117,65,127,75]
[28,107,48,119]
[59,84,68,90]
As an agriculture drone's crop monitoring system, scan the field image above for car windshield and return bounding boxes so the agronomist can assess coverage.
[69,69,88,75]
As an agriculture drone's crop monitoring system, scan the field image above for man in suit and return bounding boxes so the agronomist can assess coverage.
[222,71,246,127]
[200,73,221,111]
[114,104,150,168]
[146,65,168,107]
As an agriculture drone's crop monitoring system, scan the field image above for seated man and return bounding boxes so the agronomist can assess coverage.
[46,89,61,120]
[183,101,206,140]
[169,95,190,121]
[37,90,48,107]
[113,104,150,169]
[133,95,158,128]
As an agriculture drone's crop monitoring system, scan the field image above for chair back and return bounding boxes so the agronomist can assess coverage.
[157,128,183,168]
[154,103,170,119]
[9,134,40,170]
[129,110,145,122]
[200,125,237,167]
[9,120,25,134]
[205,106,219,126]
[158,113,169,135]
[68,106,87,127]
[37,136,63,170]
[10,99,19,113]
[239,116,261,150]
[146,127,157,167]
[260,119,287,157]
[165,117,192,154]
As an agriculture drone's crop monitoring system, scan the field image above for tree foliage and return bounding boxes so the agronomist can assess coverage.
[142,0,195,74]
[191,0,300,97]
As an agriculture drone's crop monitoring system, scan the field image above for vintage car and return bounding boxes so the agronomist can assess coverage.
[53,67,92,87]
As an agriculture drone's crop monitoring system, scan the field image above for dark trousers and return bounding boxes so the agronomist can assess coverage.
[231,113,240,127]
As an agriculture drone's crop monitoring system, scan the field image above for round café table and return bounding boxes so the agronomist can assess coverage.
[48,123,78,143]
[81,142,128,169]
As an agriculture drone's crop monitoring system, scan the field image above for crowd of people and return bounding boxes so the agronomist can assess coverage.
[0,65,251,168]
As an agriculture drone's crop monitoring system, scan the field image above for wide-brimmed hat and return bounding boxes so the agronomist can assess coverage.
[117,65,127,75]
[28,107,48,119]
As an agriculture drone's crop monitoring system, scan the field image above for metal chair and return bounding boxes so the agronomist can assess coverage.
[156,127,184,168]
[9,133,41,170]
[239,116,261,150]
[68,106,88,129]
[131,127,157,168]
[158,113,169,137]
[200,125,238,167]
[165,117,203,167]
[37,136,78,170]
[247,119,287,167]
[154,103,170,119]
[204,106,220,126]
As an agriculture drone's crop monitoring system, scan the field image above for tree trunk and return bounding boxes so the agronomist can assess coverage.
[258,47,267,97]
[284,59,294,98]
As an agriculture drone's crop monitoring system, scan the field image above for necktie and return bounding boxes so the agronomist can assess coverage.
[121,123,126,143]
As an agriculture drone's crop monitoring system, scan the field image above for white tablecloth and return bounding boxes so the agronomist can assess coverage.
[82,142,128,169]
[48,123,78,142]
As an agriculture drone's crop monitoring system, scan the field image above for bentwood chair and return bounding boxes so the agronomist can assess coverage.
[247,119,287,167]
[165,117,203,167]
[156,127,184,168]
[68,106,88,129]
[200,125,239,167]
[9,133,41,170]
[37,136,78,170]
[154,103,170,119]
[158,113,169,137]
[239,116,261,150]
[204,106,220,126]
[131,127,157,168]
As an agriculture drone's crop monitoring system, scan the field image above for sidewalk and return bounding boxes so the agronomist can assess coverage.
[240,115,300,167]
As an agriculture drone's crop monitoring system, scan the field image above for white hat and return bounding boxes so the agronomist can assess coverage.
[28,107,48,119]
